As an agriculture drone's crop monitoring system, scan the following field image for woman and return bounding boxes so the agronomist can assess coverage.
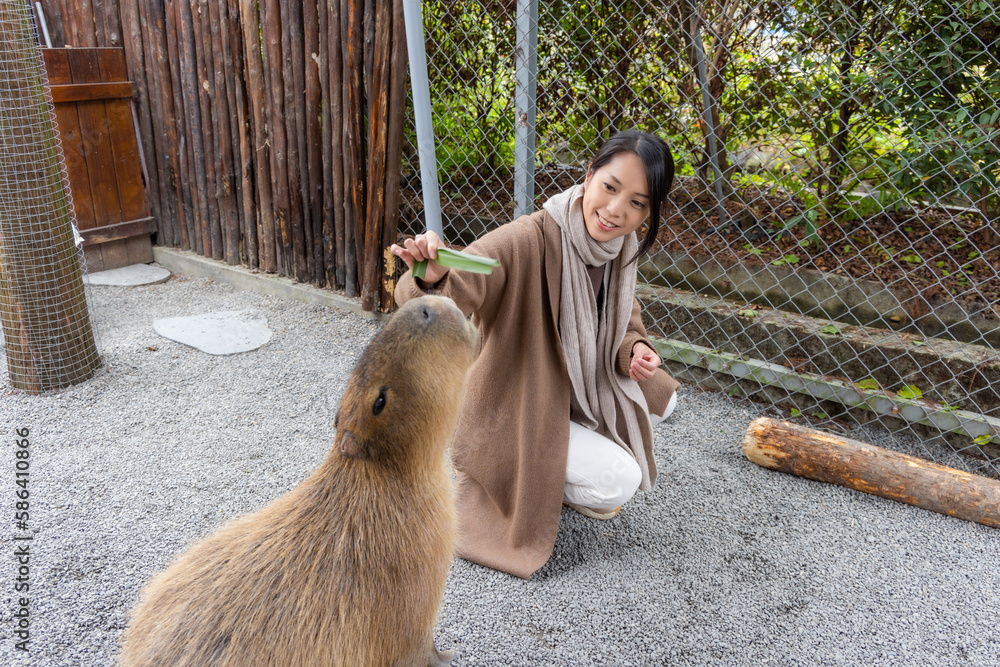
[391,130,680,579]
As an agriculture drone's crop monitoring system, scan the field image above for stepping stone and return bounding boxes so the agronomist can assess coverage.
[153,310,272,356]
[85,263,172,286]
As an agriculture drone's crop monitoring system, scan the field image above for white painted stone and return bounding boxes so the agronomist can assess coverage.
[85,264,172,286]
[153,310,272,356]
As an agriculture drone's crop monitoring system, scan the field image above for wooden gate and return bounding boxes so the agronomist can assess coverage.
[43,47,155,272]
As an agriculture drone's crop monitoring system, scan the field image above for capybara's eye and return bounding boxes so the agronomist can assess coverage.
[373,387,387,416]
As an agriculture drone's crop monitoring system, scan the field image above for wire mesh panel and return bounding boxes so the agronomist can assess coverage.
[402,1,1000,476]
[0,0,100,393]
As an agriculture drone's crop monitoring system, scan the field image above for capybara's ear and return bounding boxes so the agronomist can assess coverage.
[339,431,366,459]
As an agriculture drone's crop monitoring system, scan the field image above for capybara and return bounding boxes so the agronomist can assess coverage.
[119,296,476,666]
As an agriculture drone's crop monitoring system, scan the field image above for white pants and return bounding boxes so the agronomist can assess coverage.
[563,393,677,510]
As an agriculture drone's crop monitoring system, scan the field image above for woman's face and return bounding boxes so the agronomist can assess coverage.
[581,152,650,243]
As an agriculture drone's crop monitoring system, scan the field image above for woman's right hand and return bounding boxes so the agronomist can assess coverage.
[390,231,450,285]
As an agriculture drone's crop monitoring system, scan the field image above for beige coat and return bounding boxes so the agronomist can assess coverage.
[395,210,679,578]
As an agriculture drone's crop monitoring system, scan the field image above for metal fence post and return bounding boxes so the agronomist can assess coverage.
[514,0,538,218]
[401,0,443,238]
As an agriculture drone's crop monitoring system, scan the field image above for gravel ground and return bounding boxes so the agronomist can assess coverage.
[2,272,999,666]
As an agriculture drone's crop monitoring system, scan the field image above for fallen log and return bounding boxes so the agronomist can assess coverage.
[743,417,1000,528]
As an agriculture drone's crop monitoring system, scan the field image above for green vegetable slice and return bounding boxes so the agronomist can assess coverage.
[412,247,499,280]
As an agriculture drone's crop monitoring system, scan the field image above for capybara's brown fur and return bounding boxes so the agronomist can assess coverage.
[119,296,476,666]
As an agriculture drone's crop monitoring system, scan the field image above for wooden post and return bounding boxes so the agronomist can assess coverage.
[318,0,334,288]
[119,0,164,238]
[176,0,208,256]
[225,0,256,268]
[328,0,346,289]
[362,0,390,312]
[164,0,196,251]
[140,0,164,230]
[343,0,364,297]
[143,0,181,247]
[285,0,312,284]
[304,0,323,286]
[219,0,249,265]
[261,0,291,275]
[238,0,275,273]
[41,0,67,46]
[277,0,305,280]
[95,0,121,47]
[70,0,97,47]
[0,2,101,393]
[207,0,240,266]
[381,0,406,311]
[193,0,222,260]
[743,418,1000,528]
[150,0,184,247]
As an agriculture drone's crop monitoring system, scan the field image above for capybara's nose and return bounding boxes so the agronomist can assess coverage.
[418,303,436,325]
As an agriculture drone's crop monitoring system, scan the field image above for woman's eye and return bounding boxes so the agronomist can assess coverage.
[603,182,615,192]
[373,387,387,415]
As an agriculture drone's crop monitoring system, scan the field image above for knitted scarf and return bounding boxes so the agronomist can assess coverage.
[543,184,654,490]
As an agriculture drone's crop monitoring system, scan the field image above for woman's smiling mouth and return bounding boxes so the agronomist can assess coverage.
[596,213,619,231]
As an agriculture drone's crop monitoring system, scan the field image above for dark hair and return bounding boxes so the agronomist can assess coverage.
[588,129,675,264]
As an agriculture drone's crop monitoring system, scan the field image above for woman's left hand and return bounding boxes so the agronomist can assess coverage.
[629,342,661,382]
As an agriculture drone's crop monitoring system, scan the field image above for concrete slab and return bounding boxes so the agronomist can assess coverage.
[85,263,172,286]
[640,247,1000,348]
[153,310,272,355]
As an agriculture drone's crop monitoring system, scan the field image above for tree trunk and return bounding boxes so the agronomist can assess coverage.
[743,418,1000,529]
[0,2,101,393]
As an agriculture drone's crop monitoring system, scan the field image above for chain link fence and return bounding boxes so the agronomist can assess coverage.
[399,0,1000,477]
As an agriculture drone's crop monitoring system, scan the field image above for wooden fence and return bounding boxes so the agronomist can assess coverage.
[43,47,155,272]
[39,0,407,311]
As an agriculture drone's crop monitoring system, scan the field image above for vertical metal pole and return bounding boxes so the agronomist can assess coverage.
[34,2,52,47]
[514,0,538,218]
[689,13,729,231]
[401,0,443,238]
